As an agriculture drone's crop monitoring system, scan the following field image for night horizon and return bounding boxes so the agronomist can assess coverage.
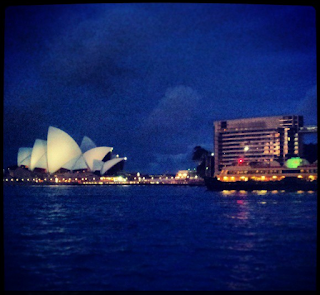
[4,3,317,174]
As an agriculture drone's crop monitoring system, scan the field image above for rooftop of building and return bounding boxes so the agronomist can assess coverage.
[214,114,302,124]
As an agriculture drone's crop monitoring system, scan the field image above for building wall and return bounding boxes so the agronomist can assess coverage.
[214,115,303,175]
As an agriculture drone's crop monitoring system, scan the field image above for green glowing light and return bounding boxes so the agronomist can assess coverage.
[286,157,302,168]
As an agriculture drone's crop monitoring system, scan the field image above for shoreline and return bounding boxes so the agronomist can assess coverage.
[3,180,317,191]
[3,180,205,187]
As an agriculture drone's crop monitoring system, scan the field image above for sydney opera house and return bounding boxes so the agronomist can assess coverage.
[13,126,127,178]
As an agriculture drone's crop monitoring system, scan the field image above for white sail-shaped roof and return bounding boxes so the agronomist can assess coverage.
[100,157,126,175]
[17,147,33,167]
[62,156,79,170]
[92,159,104,171]
[34,153,48,170]
[80,136,96,153]
[62,154,88,171]
[72,155,88,170]
[30,139,47,171]
[83,146,113,171]
[47,126,82,174]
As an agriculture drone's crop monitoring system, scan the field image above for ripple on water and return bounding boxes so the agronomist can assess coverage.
[4,186,317,291]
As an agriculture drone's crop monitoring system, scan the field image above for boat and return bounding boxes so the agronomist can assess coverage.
[205,160,317,191]
[204,176,317,191]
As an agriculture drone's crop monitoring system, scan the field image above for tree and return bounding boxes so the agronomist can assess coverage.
[192,146,209,163]
[192,146,210,178]
[303,143,318,163]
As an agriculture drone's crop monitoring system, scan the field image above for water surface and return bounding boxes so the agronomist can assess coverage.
[4,185,317,290]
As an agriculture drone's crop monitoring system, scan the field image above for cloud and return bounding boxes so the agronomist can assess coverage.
[135,85,208,155]
[41,5,158,91]
[145,85,201,130]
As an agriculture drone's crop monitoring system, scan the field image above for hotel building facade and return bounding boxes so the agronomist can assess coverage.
[214,115,304,175]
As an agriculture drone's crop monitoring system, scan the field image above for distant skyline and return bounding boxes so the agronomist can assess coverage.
[4,3,317,173]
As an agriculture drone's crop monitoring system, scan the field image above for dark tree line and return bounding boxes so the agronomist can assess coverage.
[192,146,209,163]
[192,146,213,178]
[303,143,318,163]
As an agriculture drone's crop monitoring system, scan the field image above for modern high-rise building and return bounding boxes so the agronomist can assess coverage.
[214,115,304,175]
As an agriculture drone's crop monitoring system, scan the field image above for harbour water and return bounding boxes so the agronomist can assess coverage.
[4,185,317,291]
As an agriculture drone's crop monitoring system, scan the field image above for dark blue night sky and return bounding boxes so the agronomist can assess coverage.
[3,3,317,174]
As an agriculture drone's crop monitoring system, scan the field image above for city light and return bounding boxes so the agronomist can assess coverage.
[286,157,302,169]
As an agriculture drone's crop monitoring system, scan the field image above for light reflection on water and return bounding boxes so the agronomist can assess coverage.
[4,185,317,291]
[222,190,271,196]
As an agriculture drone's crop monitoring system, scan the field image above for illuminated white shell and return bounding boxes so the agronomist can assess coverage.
[17,126,125,175]
[100,157,125,175]
[47,126,82,174]
[17,147,32,167]
[33,153,48,170]
[30,139,48,171]
[62,156,79,170]
[93,159,104,171]
[62,154,88,171]
[83,147,113,171]
[72,155,88,170]
[80,136,96,153]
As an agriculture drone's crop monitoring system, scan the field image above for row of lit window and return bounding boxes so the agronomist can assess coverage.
[219,135,275,142]
[219,175,315,182]
[220,155,277,160]
[219,135,276,140]
[222,169,283,175]
[300,169,317,173]
[218,127,282,132]
[219,148,280,154]
[219,140,280,146]
[220,131,280,137]
[218,144,271,150]
[222,169,317,175]
[133,176,175,180]
[219,145,280,151]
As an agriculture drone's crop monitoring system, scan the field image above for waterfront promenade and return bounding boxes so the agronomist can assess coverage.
[3,176,205,186]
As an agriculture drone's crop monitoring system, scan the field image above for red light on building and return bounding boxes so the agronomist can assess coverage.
[238,158,244,164]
